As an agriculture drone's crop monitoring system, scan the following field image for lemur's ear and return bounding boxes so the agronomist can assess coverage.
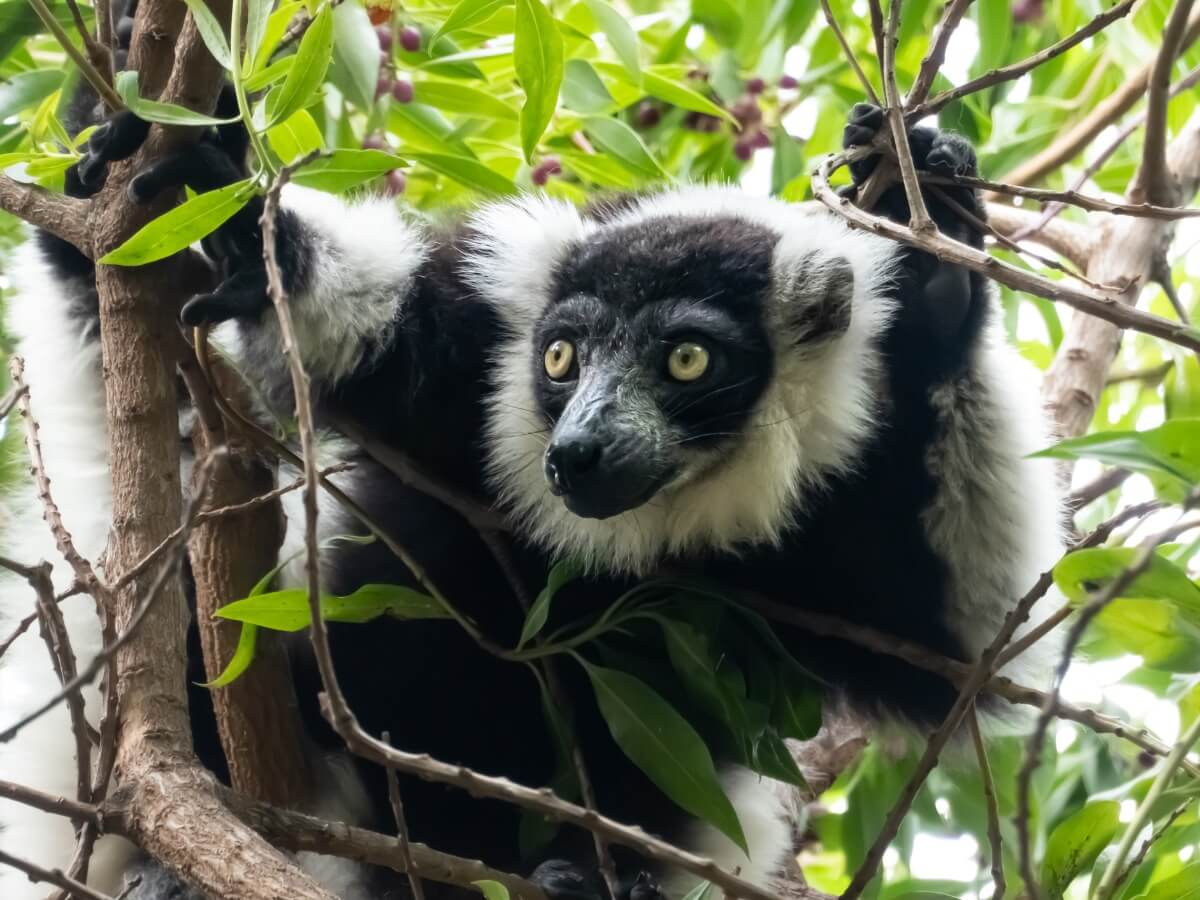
[772,251,854,344]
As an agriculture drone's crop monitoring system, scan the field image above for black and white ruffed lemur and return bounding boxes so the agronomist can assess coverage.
[0,25,1065,899]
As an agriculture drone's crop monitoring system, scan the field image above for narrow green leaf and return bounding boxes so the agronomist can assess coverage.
[434,0,513,42]
[0,69,63,120]
[691,0,741,46]
[266,7,334,127]
[1132,862,1200,899]
[560,149,637,188]
[266,109,325,163]
[99,179,255,266]
[216,583,448,631]
[182,0,233,70]
[1054,547,1200,614]
[753,728,808,790]
[407,151,518,195]
[592,63,733,123]
[1040,801,1119,898]
[203,623,259,687]
[389,103,476,156]
[582,0,640,83]
[1033,420,1200,486]
[561,59,617,114]
[252,0,304,72]
[413,80,518,121]
[581,115,666,179]
[582,661,747,852]
[680,882,714,900]
[245,57,295,92]
[330,0,382,109]
[243,0,274,69]
[473,880,511,900]
[514,0,565,162]
[772,665,821,741]
[115,71,239,126]
[518,559,584,649]
[23,155,76,179]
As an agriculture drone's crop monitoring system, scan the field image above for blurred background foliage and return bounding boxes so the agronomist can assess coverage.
[3,0,1200,897]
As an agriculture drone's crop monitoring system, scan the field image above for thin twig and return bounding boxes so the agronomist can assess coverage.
[24,0,123,110]
[1067,468,1132,513]
[927,171,1200,221]
[0,849,113,900]
[968,707,1005,900]
[65,0,113,85]
[908,0,1139,122]
[905,0,973,107]
[814,152,1200,353]
[383,731,427,900]
[1136,0,1198,205]
[818,0,879,105]
[876,0,934,233]
[1109,801,1192,895]
[1095,711,1200,898]
[1013,65,1200,242]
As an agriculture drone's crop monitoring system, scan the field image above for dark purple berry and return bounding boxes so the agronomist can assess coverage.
[385,170,407,196]
[542,155,562,175]
[734,140,753,161]
[375,74,392,99]
[751,130,771,150]
[779,74,799,89]
[746,77,765,95]
[731,97,762,126]
[391,78,414,103]
[1012,0,1044,22]
[531,156,561,186]
[376,25,393,52]
[362,133,388,150]
[636,101,661,128]
[400,26,422,52]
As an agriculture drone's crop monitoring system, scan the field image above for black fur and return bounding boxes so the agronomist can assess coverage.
[27,81,1004,898]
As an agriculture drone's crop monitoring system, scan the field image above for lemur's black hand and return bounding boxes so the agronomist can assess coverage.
[530,860,666,900]
[66,110,151,199]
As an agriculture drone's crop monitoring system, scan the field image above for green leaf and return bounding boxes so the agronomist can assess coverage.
[581,115,666,179]
[514,0,565,162]
[691,0,741,46]
[582,0,640,83]
[245,57,294,92]
[412,80,518,121]
[288,148,405,192]
[203,623,259,687]
[115,71,239,126]
[330,0,382,109]
[1040,800,1119,898]
[182,0,233,70]
[243,0,274,69]
[772,664,821,741]
[98,179,255,266]
[561,59,617,114]
[389,103,476,156]
[592,63,734,123]
[406,151,518,195]
[267,109,324,162]
[434,0,513,42]
[1091,597,1200,672]
[216,583,449,632]
[0,69,63,120]
[519,558,584,649]
[975,0,1012,75]
[559,148,637,188]
[1033,420,1200,486]
[266,7,333,127]
[753,728,808,789]
[1132,863,1200,899]
[581,661,747,852]
[1053,547,1200,614]
[771,130,804,197]
[473,880,511,900]
[252,0,304,72]
[680,882,715,900]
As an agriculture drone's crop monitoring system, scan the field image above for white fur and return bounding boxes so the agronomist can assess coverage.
[663,767,794,897]
[922,319,1067,691]
[474,188,901,574]
[0,239,136,898]
[259,185,430,386]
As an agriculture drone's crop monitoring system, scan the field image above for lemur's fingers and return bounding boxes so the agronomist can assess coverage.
[65,110,151,198]
[843,102,884,149]
[529,860,608,900]
[128,142,245,203]
[625,871,666,900]
[180,266,270,327]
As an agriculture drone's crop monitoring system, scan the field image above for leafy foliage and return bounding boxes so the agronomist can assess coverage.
[3,0,1200,896]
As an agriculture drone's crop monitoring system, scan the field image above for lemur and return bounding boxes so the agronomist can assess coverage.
[0,22,1064,897]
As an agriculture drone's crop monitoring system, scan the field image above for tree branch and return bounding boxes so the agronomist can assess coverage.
[905,0,973,107]
[0,176,93,257]
[818,0,879,106]
[1135,0,1197,205]
[968,707,1004,900]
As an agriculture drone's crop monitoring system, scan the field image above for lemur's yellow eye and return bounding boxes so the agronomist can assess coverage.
[544,340,575,380]
[668,343,710,382]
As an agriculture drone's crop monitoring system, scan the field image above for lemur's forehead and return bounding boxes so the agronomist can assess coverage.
[550,213,779,315]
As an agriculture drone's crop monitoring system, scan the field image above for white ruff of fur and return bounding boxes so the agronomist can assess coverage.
[470,189,900,575]
[0,239,136,897]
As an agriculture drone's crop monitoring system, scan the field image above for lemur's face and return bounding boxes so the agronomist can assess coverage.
[534,216,777,519]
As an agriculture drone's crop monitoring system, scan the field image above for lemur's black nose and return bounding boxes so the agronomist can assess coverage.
[545,436,604,494]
